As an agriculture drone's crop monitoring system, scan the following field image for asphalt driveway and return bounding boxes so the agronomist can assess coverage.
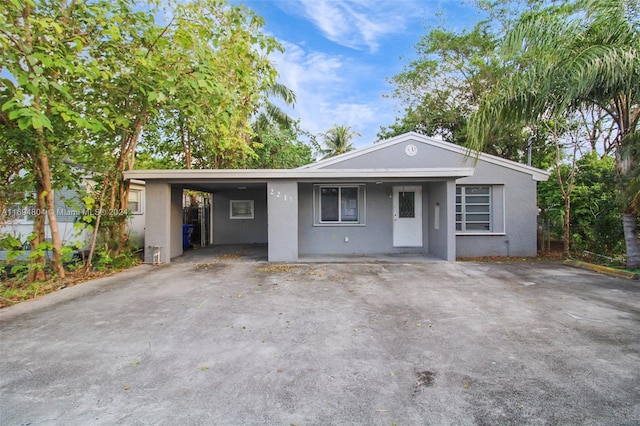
[1,259,639,425]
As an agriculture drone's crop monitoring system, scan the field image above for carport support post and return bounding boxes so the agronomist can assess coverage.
[267,180,298,261]
[143,182,183,263]
[445,179,456,262]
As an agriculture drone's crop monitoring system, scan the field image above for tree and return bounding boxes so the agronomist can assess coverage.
[139,84,311,172]
[539,152,623,256]
[85,0,281,253]
[381,11,554,166]
[468,0,640,268]
[252,82,297,137]
[246,121,313,169]
[316,125,360,159]
[136,3,283,172]
[1,0,284,278]
[543,120,583,256]
[1,0,115,279]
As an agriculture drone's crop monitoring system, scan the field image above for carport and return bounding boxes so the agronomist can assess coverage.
[123,167,473,263]
[123,169,300,264]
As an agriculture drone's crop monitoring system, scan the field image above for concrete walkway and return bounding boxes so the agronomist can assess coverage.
[1,259,639,425]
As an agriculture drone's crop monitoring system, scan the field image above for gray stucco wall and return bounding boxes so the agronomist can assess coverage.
[144,182,172,263]
[170,186,183,260]
[426,181,456,261]
[267,180,298,261]
[213,188,267,245]
[456,160,538,257]
[318,139,539,258]
[321,140,471,170]
[298,182,431,256]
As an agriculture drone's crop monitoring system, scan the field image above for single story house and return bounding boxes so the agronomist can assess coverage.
[124,132,550,263]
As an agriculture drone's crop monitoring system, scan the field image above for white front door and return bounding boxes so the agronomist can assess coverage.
[393,186,423,247]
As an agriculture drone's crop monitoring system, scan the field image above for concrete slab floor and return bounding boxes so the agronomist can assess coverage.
[173,244,441,264]
[1,260,639,425]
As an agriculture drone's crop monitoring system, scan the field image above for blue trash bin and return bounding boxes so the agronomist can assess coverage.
[182,224,194,249]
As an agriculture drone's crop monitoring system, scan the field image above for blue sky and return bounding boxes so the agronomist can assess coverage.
[232,0,488,148]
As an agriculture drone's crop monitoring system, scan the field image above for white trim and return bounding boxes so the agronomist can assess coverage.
[502,187,507,235]
[392,185,423,247]
[230,200,254,220]
[128,188,144,215]
[124,167,474,181]
[313,184,366,226]
[300,132,550,182]
[456,186,492,233]
[456,232,507,236]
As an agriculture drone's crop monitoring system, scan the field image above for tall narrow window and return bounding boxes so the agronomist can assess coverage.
[456,186,492,232]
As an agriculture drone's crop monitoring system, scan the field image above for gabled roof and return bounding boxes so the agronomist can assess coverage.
[300,132,550,182]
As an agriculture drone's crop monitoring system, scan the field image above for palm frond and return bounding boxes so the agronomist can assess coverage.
[468,0,640,155]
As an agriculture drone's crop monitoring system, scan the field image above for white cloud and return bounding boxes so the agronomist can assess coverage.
[278,0,422,53]
[271,40,391,146]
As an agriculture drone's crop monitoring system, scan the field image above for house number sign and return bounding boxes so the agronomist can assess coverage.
[270,188,294,203]
[405,144,418,156]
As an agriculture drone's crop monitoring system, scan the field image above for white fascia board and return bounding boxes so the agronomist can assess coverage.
[124,167,475,182]
[407,132,551,181]
[124,169,296,180]
[296,168,474,179]
[300,131,551,181]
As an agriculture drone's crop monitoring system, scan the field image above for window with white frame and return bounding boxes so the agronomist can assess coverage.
[230,200,254,219]
[128,189,143,214]
[315,185,364,225]
[456,186,492,232]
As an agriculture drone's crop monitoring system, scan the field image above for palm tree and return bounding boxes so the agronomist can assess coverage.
[468,0,640,268]
[252,82,296,135]
[318,125,361,159]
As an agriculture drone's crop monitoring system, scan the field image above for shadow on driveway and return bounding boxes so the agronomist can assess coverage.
[1,260,639,425]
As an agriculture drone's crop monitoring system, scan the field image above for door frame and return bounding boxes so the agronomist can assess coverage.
[392,185,423,247]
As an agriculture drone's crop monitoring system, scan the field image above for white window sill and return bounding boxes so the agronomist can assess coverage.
[456,232,506,236]
[314,223,366,227]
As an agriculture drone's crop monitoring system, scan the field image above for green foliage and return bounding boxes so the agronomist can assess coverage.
[0,234,24,263]
[94,245,139,271]
[134,0,283,169]
[539,153,624,255]
[381,11,555,166]
[468,0,640,267]
[246,121,313,169]
[0,234,56,278]
[2,0,287,280]
[317,125,361,159]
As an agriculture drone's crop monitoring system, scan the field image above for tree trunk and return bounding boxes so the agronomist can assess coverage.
[85,176,110,273]
[615,130,640,270]
[117,176,130,253]
[38,152,65,279]
[563,195,571,257]
[28,179,46,282]
[622,212,640,269]
[112,116,146,255]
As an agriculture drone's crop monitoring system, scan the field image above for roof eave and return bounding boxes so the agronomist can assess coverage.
[123,167,475,182]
